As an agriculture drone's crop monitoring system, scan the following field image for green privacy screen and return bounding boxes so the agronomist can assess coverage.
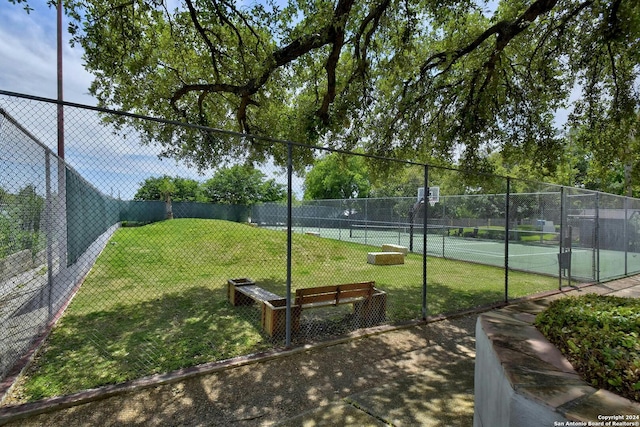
[66,167,251,265]
[65,167,124,266]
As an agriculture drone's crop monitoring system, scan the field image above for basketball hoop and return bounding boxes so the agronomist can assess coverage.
[418,186,440,206]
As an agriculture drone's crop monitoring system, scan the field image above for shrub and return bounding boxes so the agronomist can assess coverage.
[535,294,640,402]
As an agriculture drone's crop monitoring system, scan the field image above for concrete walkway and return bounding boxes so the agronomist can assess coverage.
[280,276,640,427]
[1,276,639,426]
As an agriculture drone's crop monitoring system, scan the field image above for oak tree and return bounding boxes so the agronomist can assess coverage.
[11,0,640,175]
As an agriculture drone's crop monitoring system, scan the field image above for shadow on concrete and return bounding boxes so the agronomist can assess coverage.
[1,309,478,426]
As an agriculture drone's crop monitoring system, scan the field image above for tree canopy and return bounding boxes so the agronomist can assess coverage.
[202,165,286,205]
[134,176,205,202]
[11,0,640,179]
[303,153,370,199]
[134,169,285,205]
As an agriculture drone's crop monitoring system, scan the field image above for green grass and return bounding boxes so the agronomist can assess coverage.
[17,219,558,401]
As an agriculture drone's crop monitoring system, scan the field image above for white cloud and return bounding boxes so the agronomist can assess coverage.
[0,1,93,104]
[0,1,214,199]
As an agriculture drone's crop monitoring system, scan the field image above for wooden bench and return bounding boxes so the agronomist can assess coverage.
[227,278,281,306]
[263,281,387,337]
[227,278,294,337]
[229,279,386,338]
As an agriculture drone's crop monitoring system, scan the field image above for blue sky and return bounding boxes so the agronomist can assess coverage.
[0,0,296,199]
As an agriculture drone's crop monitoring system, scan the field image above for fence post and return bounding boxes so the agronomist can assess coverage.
[595,192,600,283]
[504,177,510,303]
[422,165,428,320]
[559,186,564,290]
[624,196,629,276]
[45,152,54,320]
[442,198,446,258]
[285,142,293,347]
[364,198,368,245]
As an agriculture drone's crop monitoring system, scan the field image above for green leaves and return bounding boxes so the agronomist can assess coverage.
[535,294,640,402]
[303,152,371,200]
[203,165,286,205]
[133,168,286,206]
[134,176,205,202]
[16,0,637,174]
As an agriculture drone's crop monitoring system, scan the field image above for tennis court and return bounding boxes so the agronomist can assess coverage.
[264,223,640,282]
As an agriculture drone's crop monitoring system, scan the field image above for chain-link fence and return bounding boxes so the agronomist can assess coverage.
[2,91,640,403]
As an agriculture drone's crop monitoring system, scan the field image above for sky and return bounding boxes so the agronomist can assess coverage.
[1,1,573,200]
[0,0,295,200]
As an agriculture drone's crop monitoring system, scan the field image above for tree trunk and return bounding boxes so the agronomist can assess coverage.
[165,194,174,220]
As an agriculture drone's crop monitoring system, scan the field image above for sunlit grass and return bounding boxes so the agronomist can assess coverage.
[16,218,558,401]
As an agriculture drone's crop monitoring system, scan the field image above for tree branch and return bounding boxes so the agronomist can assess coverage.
[184,0,221,80]
[316,0,356,123]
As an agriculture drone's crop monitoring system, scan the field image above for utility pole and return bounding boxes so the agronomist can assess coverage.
[57,0,64,159]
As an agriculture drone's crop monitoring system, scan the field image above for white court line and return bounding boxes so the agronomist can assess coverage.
[434,243,589,259]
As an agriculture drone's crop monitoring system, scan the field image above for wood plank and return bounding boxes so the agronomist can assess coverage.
[297,294,336,305]
[336,282,374,293]
[296,285,340,296]
[237,285,281,302]
[296,282,373,297]
[295,282,375,305]
[336,289,372,303]
[300,296,369,309]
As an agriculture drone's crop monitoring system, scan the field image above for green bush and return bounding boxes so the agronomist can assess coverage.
[535,294,640,402]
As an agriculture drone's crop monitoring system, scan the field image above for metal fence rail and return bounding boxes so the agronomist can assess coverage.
[2,92,640,403]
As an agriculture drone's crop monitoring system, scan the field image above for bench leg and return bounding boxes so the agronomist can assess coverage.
[353,293,387,328]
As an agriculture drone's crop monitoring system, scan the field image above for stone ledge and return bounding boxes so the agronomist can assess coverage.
[381,244,408,255]
[473,298,640,427]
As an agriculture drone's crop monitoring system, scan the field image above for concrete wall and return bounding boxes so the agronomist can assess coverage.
[473,316,564,427]
[473,303,640,426]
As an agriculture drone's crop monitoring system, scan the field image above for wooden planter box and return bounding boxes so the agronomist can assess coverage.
[262,298,301,338]
[353,291,387,327]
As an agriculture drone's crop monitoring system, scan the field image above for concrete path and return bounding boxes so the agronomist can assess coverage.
[1,275,639,426]
[278,275,640,427]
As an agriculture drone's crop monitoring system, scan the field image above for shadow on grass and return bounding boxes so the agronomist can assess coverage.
[4,305,480,426]
[17,274,504,406]
[381,279,505,321]
[21,286,270,400]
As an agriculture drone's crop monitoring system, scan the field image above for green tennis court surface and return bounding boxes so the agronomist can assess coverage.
[264,225,640,282]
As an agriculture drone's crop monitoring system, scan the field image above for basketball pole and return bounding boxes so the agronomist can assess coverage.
[422,165,428,320]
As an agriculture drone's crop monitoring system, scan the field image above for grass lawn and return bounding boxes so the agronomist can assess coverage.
[15,219,558,401]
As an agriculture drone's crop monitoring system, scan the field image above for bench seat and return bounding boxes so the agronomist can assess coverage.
[236,285,281,302]
[228,279,386,338]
